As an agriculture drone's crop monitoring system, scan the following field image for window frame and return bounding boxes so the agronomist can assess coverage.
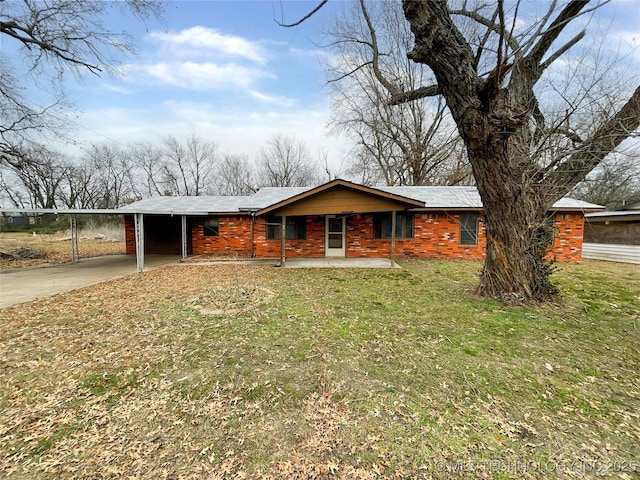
[373,213,414,239]
[203,217,219,237]
[266,216,307,240]
[459,213,478,246]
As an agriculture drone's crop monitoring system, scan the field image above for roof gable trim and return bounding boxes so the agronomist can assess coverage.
[256,179,425,216]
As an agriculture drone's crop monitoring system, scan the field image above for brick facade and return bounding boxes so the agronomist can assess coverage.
[344,213,487,259]
[548,212,584,262]
[124,215,136,255]
[124,211,584,262]
[191,216,253,256]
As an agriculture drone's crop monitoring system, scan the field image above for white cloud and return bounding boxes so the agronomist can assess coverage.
[136,61,271,90]
[149,26,268,64]
[116,26,277,91]
[248,90,298,107]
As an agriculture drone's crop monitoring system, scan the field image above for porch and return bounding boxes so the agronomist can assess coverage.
[283,257,401,268]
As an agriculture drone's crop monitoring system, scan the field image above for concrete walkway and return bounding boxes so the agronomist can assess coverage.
[0,255,179,309]
[284,258,400,268]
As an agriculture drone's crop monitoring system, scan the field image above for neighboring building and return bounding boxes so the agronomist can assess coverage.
[583,209,640,264]
[118,179,603,263]
[0,212,57,229]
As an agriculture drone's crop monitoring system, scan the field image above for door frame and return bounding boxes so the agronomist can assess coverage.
[325,215,346,257]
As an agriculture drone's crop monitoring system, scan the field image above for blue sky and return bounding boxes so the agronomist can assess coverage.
[65,1,348,164]
[5,0,640,168]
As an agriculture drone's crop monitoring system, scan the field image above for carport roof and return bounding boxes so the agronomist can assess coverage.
[0,208,120,215]
[116,195,254,215]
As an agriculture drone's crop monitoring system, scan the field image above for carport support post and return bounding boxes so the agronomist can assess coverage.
[181,215,187,261]
[280,215,286,267]
[134,213,145,273]
[70,214,79,263]
[390,210,396,267]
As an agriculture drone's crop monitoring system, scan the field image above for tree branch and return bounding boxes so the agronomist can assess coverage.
[539,29,586,73]
[276,0,329,28]
[387,85,441,106]
[527,1,589,67]
[543,85,640,197]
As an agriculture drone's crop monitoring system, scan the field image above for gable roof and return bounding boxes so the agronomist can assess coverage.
[116,180,603,215]
[255,179,425,216]
[378,186,602,211]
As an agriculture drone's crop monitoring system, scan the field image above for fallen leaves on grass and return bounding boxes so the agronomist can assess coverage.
[1,261,639,479]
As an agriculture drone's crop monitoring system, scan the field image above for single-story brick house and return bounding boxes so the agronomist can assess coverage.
[118,179,602,266]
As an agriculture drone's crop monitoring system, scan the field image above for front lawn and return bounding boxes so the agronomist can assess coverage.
[1,260,638,479]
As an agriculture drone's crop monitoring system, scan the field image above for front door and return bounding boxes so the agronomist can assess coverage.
[325,215,346,257]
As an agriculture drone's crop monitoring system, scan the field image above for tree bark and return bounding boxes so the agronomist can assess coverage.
[399,0,612,302]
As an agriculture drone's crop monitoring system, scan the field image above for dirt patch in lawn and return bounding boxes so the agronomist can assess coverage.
[189,285,275,315]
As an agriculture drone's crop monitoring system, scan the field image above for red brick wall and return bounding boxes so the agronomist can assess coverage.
[549,212,584,262]
[191,216,252,256]
[253,216,325,258]
[123,211,585,262]
[124,215,136,255]
[345,213,487,260]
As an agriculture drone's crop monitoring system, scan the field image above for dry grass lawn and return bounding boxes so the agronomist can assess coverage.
[0,260,638,479]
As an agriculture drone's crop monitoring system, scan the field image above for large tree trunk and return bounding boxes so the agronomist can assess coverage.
[473,158,555,301]
[463,109,556,301]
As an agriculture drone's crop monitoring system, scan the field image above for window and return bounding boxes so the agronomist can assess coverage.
[373,213,414,239]
[203,218,219,236]
[537,214,556,247]
[459,213,478,245]
[267,216,306,240]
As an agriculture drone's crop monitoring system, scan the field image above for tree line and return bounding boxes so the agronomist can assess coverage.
[0,134,335,209]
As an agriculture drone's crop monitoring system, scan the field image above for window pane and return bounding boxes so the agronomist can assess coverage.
[286,216,306,240]
[204,218,219,236]
[328,233,342,248]
[328,218,342,233]
[404,215,414,238]
[460,214,478,245]
[267,217,280,240]
[384,215,392,238]
[373,215,383,238]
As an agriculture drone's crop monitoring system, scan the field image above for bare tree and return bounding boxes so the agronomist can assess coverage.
[160,135,219,196]
[83,143,138,208]
[58,163,101,209]
[572,151,640,209]
[0,0,162,166]
[214,154,257,196]
[0,146,69,208]
[326,1,467,186]
[130,141,166,197]
[257,134,320,187]
[286,0,640,302]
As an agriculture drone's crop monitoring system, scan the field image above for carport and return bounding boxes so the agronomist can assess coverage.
[0,207,190,273]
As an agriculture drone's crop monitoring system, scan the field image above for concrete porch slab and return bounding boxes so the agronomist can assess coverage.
[283,258,400,268]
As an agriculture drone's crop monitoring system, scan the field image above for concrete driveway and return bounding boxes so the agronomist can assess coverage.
[0,255,179,309]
